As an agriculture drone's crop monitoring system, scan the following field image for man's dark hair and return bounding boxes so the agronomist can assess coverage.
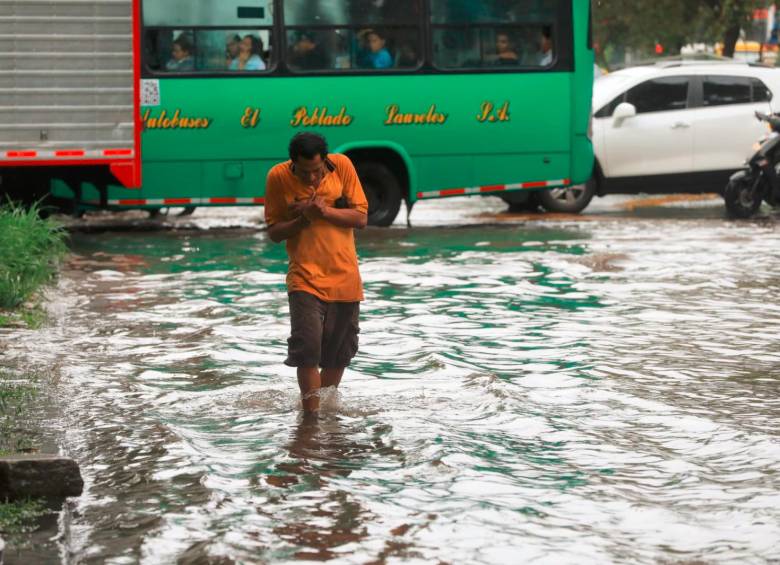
[244,34,264,56]
[289,132,328,161]
[173,34,193,55]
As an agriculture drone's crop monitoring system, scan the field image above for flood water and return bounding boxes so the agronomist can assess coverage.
[2,197,780,564]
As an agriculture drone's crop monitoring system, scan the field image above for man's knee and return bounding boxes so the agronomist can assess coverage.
[286,292,325,367]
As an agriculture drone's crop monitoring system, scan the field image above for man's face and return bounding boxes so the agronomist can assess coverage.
[172,43,188,61]
[496,34,510,53]
[293,154,326,188]
[541,34,552,53]
[368,33,385,53]
[296,37,315,54]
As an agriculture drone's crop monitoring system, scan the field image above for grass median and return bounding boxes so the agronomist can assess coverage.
[0,201,68,328]
[0,201,66,548]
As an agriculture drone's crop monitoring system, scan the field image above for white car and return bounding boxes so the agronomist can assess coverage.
[539,60,780,213]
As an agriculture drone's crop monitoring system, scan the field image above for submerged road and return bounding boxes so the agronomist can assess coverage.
[1,194,779,563]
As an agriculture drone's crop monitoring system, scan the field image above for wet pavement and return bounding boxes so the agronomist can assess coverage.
[1,194,779,564]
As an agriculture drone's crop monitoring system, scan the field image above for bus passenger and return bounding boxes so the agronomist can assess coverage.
[288,31,328,71]
[225,34,241,68]
[538,26,553,66]
[166,35,194,71]
[229,35,266,71]
[486,31,519,66]
[396,41,418,68]
[357,29,393,69]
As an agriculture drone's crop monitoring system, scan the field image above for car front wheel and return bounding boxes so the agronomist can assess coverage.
[537,179,596,214]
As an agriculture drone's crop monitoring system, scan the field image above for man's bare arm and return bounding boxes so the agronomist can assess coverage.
[267,215,309,243]
[322,207,368,229]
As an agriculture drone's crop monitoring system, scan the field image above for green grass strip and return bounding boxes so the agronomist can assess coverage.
[0,498,46,537]
[0,200,68,311]
[0,370,40,456]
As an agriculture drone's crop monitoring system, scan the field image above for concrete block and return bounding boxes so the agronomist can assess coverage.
[0,455,83,502]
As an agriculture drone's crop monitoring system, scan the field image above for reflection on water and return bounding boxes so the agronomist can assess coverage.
[1,212,779,564]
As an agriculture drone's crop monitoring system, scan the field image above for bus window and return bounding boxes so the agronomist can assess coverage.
[429,0,567,70]
[143,0,274,73]
[430,0,558,24]
[283,0,422,73]
[287,29,338,71]
[283,0,418,25]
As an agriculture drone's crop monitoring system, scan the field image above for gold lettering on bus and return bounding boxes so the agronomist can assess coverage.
[143,109,211,129]
[241,107,261,128]
[384,104,448,125]
[477,101,510,123]
[290,106,353,127]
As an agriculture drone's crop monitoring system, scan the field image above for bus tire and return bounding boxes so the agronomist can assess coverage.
[537,179,596,214]
[356,161,402,227]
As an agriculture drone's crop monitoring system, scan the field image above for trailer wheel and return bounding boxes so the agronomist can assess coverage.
[149,206,197,218]
[355,161,402,227]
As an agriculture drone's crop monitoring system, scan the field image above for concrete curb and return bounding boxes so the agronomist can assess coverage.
[0,455,83,502]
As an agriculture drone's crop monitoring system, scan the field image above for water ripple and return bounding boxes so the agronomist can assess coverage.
[1,216,779,563]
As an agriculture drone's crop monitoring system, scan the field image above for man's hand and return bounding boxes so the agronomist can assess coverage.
[289,192,325,222]
[288,198,309,216]
[302,195,326,221]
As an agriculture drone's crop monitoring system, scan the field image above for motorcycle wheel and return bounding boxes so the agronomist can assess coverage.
[724,175,763,219]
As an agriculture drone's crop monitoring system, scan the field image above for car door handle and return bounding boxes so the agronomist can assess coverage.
[671,122,690,129]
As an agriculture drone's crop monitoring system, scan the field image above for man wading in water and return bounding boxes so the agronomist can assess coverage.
[265,133,368,416]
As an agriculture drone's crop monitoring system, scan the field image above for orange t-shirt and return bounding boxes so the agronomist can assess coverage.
[264,153,368,302]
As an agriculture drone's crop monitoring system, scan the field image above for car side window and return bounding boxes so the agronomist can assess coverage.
[625,77,689,114]
[703,76,752,107]
[594,93,624,118]
[751,78,772,103]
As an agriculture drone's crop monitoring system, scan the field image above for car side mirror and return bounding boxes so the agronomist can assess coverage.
[612,102,637,127]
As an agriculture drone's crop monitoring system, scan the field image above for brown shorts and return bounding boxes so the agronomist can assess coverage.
[285,291,360,369]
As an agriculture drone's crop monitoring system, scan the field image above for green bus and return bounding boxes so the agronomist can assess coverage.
[47,0,595,226]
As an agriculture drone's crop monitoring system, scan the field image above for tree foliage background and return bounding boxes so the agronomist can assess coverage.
[593,0,767,68]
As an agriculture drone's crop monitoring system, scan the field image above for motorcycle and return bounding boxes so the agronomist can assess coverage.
[723,111,780,218]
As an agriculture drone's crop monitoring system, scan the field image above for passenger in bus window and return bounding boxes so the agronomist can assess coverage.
[332,31,352,69]
[357,29,393,69]
[225,34,241,68]
[230,35,266,71]
[485,31,520,66]
[395,41,418,68]
[288,31,328,71]
[537,25,553,66]
[166,35,195,72]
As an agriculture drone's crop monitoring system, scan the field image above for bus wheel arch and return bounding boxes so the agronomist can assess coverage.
[343,148,408,227]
